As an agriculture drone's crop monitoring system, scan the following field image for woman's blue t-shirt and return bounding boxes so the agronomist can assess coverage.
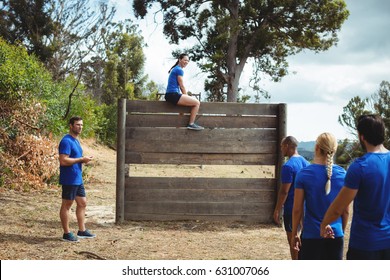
[58,134,83,185]
[345,152,390,251]
[295,164,346,239]
[166,66,184,93]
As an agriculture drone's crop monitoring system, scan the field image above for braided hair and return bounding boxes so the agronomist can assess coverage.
[316,133,338,195]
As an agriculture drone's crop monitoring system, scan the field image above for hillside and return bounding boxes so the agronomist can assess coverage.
[298,141,315,161]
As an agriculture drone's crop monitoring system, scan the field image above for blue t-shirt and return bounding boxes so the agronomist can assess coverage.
[295,164,346,239]
[166,65,184,93]
[344,152,390,251]
[281,156,310,214]
[58,134,83,185]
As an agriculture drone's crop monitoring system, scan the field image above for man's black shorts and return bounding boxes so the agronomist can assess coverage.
[61,184,86,200]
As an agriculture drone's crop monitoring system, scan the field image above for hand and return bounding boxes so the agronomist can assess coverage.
[320,224,335,239]
[273,210,281,226]
[291,235,301,252]
[82,156,93,165]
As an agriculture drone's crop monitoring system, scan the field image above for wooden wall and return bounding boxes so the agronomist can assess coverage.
[116,99,286,223]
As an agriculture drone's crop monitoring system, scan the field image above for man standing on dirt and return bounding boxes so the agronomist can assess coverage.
[59,116,96,242]
[273,136,310,259]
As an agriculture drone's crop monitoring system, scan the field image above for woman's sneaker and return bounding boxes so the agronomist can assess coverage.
[187,123,204,130]
[77,229,96,239]
[62,232,79,242]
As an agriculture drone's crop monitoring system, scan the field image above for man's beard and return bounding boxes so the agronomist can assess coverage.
[71,128,81,135]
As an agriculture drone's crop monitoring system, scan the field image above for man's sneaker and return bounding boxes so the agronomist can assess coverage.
[77,229,96,239]
[187,123,204,130]
[62,232,79,242]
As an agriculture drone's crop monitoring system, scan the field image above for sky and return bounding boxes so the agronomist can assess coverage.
[112,0,390,141]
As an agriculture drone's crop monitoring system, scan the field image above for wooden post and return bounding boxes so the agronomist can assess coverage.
[116,98,126,224]
[275,103,287,205]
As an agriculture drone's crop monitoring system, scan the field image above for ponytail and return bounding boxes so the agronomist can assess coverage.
[168,60,179,73]
[168,53,189,73]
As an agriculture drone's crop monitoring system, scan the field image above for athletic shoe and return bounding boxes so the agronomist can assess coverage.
[62,232,79,242]
[187,123,204,130]
[77,229,96,239]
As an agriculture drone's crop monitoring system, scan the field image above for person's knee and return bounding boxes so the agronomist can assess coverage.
[76,197,87,208]
[61,200,73,211]
[77,201,87,208]
[193,99,200,108]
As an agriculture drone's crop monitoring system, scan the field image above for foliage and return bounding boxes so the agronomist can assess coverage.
[0,100,58,191]
[133,0,349,102]
[335,138,364,169]
[102,21,147,105]
[0,37,108,190]
[338,81,390,148]
[337,81,390,167]
[46,0,116,80]
[0,37,54,101]
[0,0,116,80]
[0,0,54,63]
[94,103,117,148]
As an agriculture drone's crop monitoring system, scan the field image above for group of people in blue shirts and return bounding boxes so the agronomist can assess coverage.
[274,114,390,260]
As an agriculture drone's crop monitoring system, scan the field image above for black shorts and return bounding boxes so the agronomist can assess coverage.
[61,184,86,200]
[300,237,344,260]
[283,213,293,232]
[165,92,182,105]
[347,247,390,260]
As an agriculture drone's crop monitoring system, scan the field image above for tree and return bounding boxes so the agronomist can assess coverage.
[46,0,116,80]
[0,0,54,63]
[338,96,370,137]
[0,0,116,80]
[133,0,349,102]
[338,81,390,149]
[101,21,147,105]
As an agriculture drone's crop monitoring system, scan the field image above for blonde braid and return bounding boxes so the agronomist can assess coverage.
[316,132,337,196]
[325,151,334,195]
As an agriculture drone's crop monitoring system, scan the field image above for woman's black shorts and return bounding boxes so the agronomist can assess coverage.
[165,92,182,105]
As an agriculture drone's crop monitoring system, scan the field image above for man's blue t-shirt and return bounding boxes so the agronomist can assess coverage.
[295,164,346,239]
[281,156,310,214]
[166,66,184,93]
[344,152,390,251]
[59,134,83,185]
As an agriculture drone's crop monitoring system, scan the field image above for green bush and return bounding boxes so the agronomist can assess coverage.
[0,38,54,102]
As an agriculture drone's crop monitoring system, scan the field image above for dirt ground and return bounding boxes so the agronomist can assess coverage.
[0,140,349,260]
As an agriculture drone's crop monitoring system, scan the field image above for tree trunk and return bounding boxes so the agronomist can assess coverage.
[225,0,245,102]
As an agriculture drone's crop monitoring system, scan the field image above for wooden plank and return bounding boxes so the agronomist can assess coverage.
[124,212,273,223]
[125,177,276,190]
[127,100,279,116]
[126,127,277,141]
[125,189,275,203]
[126,139,276,154]
[276,103,287,205]
[116,98,126,224]
[126,114,278,129]
[125,152,277,165]
[124,201,274,216]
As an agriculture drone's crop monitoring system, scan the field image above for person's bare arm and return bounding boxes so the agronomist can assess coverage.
[320,186,357,237]
[177,75,187,94]
[341,203,350,233]
[273,182,292,225]
[59,154,93,166]
[291,188,304,252]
